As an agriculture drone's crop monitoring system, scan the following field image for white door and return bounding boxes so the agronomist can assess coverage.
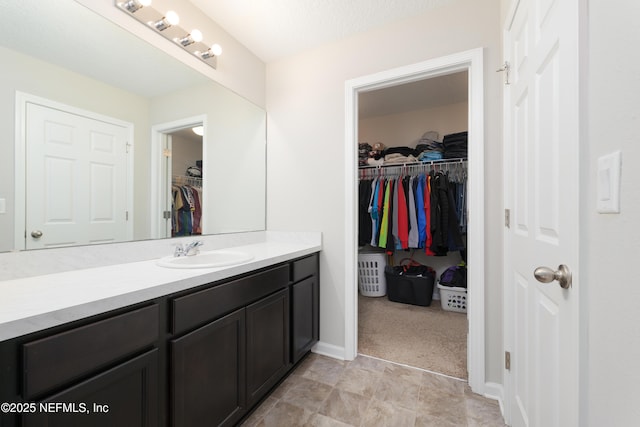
[25,102,131,249]
[504,0,580,425]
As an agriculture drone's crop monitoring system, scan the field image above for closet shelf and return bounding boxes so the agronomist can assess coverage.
[173,174,202,188]
[358,158,467,180]
[358,157,467,170]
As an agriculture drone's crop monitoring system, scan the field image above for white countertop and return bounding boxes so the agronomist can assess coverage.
[0,236,321,341]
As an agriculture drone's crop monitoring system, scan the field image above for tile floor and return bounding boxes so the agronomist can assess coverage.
[241,353,506,426]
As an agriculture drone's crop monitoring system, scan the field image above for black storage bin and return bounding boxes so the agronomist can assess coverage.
[384,264,435,307]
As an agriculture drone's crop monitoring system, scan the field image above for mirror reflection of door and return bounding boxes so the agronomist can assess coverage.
[25,100,132,249]
[166,126,203,237]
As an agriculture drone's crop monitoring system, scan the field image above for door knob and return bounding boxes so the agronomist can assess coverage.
[30,230,43,239]
[534,264,572,289]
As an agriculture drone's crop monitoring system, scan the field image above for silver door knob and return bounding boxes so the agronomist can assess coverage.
[534,264,572,289]
[30,230,43,239]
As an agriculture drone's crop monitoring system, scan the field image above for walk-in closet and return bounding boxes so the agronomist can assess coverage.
[169,127,203,237]
[356,71,470,379]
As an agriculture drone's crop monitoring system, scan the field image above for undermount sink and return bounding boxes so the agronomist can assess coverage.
[156,250,254,269]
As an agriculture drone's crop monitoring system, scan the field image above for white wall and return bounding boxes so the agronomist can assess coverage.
[152,82,267,235]
[171,135,202,178]
[0,47,150,251]
[359,102,468,148]
[585,0,640,424]
[266,0,504,383]
[77,0,266,108]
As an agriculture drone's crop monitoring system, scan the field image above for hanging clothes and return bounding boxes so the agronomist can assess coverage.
[172,177,202,236]
[358,160,467,256]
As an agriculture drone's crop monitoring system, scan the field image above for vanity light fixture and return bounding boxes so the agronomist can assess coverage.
[201,44,223,60]
[120,0,151,13]
[178,29,203,47]
[116,1,222,69]
[152,10,179,31]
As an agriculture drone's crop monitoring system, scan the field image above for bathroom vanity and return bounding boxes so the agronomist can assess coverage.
[0,237,320,426]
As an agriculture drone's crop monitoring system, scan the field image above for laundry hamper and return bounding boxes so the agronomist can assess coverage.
[437,284,467,313]
[357,252,387,297]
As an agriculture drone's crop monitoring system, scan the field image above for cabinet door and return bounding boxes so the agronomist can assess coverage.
[23,349,158,427]
[291,276,320,364]
[171,308,246,427]
[246,289,290,406]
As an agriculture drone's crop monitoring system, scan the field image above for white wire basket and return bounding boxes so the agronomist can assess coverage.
[357,252,387,297]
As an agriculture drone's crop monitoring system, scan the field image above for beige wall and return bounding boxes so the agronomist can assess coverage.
[266,0,504,384]
[359,102,468,148]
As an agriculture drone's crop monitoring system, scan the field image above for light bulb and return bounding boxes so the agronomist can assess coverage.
[210,44,222,56]
[139,0,152,6]
[165,10,179,26]
[191,29,203,43]
[192,126,204,136]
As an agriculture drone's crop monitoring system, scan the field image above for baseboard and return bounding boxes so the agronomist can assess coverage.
[484,382,506,418]
[311,341,347,360]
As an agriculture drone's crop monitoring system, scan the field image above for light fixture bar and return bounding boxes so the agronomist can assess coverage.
[120,0,151,13]
[115,1,221,69]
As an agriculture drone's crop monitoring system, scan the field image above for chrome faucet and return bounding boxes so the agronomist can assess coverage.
[174,240,203,257]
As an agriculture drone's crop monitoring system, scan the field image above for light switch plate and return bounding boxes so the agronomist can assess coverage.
[597,150,621,213]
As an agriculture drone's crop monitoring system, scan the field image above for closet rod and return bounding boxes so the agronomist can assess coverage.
[358,157,467,170]
[359,158,467,180]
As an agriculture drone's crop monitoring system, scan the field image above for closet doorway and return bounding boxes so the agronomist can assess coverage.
[345,49,486,393]
[150,115,207,239]
[357,71,469,379]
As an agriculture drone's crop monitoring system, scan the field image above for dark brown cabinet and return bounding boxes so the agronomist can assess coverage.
[246,288,290,406]
[23,349,159,427]
[171,308,246,427]
[290,254,320,364]
[0,252,320,427]
[291,276,319,364]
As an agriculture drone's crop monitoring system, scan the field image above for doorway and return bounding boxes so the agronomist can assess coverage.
[356,71,469,379]
[150,115,207,239]
[167,127,203,237]
[344,48,487,394]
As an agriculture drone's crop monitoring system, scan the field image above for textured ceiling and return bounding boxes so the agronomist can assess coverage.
[191,0,459,62]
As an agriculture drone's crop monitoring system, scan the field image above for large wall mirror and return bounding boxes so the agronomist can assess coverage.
[0,0,266,252]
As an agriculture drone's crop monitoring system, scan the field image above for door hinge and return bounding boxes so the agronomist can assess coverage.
[505,209,510,228]
[163,210,171,219]
[125,211,129,221]
[505,351,511,370]
[126,142,132,153]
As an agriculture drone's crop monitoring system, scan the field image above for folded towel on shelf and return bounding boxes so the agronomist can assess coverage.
[384,153,418,164]
[443,131,468,159]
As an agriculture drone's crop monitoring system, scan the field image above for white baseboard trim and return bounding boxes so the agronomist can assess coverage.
[484,382,506,419]
[311,341,347,361]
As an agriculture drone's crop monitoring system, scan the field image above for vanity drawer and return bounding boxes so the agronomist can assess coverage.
[23,304,159,399]
[172,264,289,335]
[291,254,318,283]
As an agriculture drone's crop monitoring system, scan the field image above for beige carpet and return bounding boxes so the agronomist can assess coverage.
[358,293,468,379]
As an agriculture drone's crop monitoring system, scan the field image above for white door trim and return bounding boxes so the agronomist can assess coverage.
[344,48,486,393]
[150,115,207,239]
[14,91,135,250]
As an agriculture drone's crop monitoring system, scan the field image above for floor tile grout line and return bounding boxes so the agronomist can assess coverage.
[355,352,468,382]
